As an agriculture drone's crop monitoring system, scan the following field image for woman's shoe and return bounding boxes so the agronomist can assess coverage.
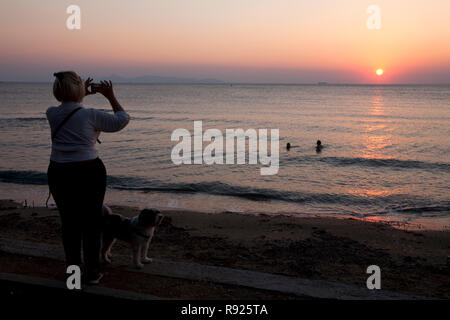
[84,272,103,285]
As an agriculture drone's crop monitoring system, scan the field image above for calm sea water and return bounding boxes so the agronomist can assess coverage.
[0,83,449,228]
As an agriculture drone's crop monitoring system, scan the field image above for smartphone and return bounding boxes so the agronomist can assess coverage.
[90,83,102,93]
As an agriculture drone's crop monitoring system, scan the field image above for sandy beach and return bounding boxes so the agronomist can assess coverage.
[0,199,449,299]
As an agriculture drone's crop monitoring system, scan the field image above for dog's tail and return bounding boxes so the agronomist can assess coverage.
[101,204,122,231]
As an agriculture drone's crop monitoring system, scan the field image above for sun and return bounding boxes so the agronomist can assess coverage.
[376,68,384,76]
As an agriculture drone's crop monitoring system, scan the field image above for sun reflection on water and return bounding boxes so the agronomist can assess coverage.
[350,89,397,198]
[360,89,393,159]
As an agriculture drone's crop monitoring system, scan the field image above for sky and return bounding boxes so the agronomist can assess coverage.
[0,0,449,83]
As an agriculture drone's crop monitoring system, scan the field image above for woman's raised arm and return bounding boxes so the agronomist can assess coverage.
[97,80,125,114]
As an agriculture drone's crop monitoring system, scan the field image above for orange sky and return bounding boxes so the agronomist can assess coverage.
[0,0,449,83]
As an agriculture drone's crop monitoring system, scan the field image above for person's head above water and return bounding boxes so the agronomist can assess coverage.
[316,140,323,153]
[286,142,291,150]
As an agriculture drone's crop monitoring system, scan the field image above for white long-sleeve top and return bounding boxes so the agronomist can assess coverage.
[46,102,130,163]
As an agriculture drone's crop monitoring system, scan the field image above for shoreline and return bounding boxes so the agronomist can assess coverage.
[0,182,448,231]
[0,199,449,299]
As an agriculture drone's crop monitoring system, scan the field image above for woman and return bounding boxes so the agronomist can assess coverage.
[46,71,129,284]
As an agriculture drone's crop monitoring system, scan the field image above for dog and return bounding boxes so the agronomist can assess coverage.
[101,205,164,269]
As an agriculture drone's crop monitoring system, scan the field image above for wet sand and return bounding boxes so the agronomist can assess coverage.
[0,199,449,299]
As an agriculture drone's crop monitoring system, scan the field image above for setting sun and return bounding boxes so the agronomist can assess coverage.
[376,69,384,76]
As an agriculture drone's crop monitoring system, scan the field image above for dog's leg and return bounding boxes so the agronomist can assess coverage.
[133,243,144,269]
[102,237,115,264]
[142,236,153,264]
[106,239,116,260]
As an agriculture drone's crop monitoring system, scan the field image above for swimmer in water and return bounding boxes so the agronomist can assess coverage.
[286,142,291,150]
[316,140,323,153]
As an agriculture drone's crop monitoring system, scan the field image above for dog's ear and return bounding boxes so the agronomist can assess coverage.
[140,208,160,215]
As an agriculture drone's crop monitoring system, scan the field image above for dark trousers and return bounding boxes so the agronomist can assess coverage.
[47,157,106,276]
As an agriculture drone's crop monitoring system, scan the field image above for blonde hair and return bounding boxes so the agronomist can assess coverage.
[53,71,85,103]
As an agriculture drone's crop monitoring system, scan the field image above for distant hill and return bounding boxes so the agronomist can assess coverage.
[102,74,225,84]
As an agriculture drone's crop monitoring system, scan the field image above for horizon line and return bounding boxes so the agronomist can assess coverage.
[1,80,450,86]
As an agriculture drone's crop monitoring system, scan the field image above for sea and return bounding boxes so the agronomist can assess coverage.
[0,82,449,229]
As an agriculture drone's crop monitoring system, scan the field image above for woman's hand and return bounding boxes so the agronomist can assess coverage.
[84,77,94,96]
[97,80,124,113]
[97,80,116,100]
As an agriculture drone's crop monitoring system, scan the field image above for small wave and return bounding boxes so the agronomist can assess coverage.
[2,170,447,216]
[285,155,450,172]
[131,116,154,121]
[382,203,450,215]
[0,170,48,185]
[0,170,367,205]
[0,117,46,122]
[130,116,243,125]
